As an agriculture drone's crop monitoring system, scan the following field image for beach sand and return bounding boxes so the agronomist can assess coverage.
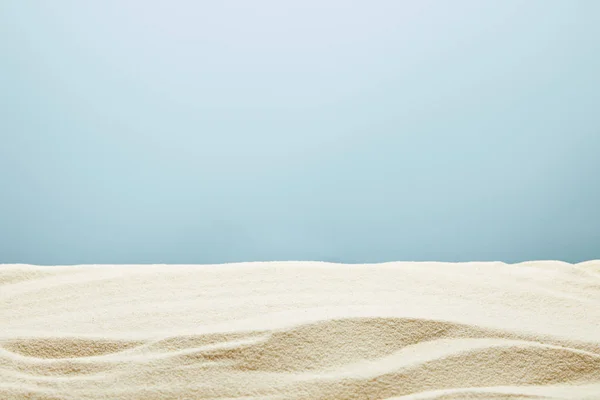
[1,261,600,399]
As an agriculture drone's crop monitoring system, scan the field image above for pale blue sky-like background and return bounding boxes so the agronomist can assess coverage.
[1,1,599,265]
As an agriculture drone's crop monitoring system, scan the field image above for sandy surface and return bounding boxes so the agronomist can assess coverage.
[1,261,600,400]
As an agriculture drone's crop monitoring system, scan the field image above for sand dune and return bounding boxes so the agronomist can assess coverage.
[1,261,599,399]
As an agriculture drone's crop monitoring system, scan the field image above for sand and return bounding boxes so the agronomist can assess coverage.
[1,261,600,400]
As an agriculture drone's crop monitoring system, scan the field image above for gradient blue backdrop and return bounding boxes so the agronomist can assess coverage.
[1,1,599,265]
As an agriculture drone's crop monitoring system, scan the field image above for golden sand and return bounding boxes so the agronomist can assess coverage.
[1,261,599,399]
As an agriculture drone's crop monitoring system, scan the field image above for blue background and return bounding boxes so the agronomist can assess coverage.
[1,1,599,265]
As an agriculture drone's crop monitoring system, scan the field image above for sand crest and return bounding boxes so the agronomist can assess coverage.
[1,261,599,399]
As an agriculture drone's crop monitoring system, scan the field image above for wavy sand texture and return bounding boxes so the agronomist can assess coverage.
[1,261,599,399]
